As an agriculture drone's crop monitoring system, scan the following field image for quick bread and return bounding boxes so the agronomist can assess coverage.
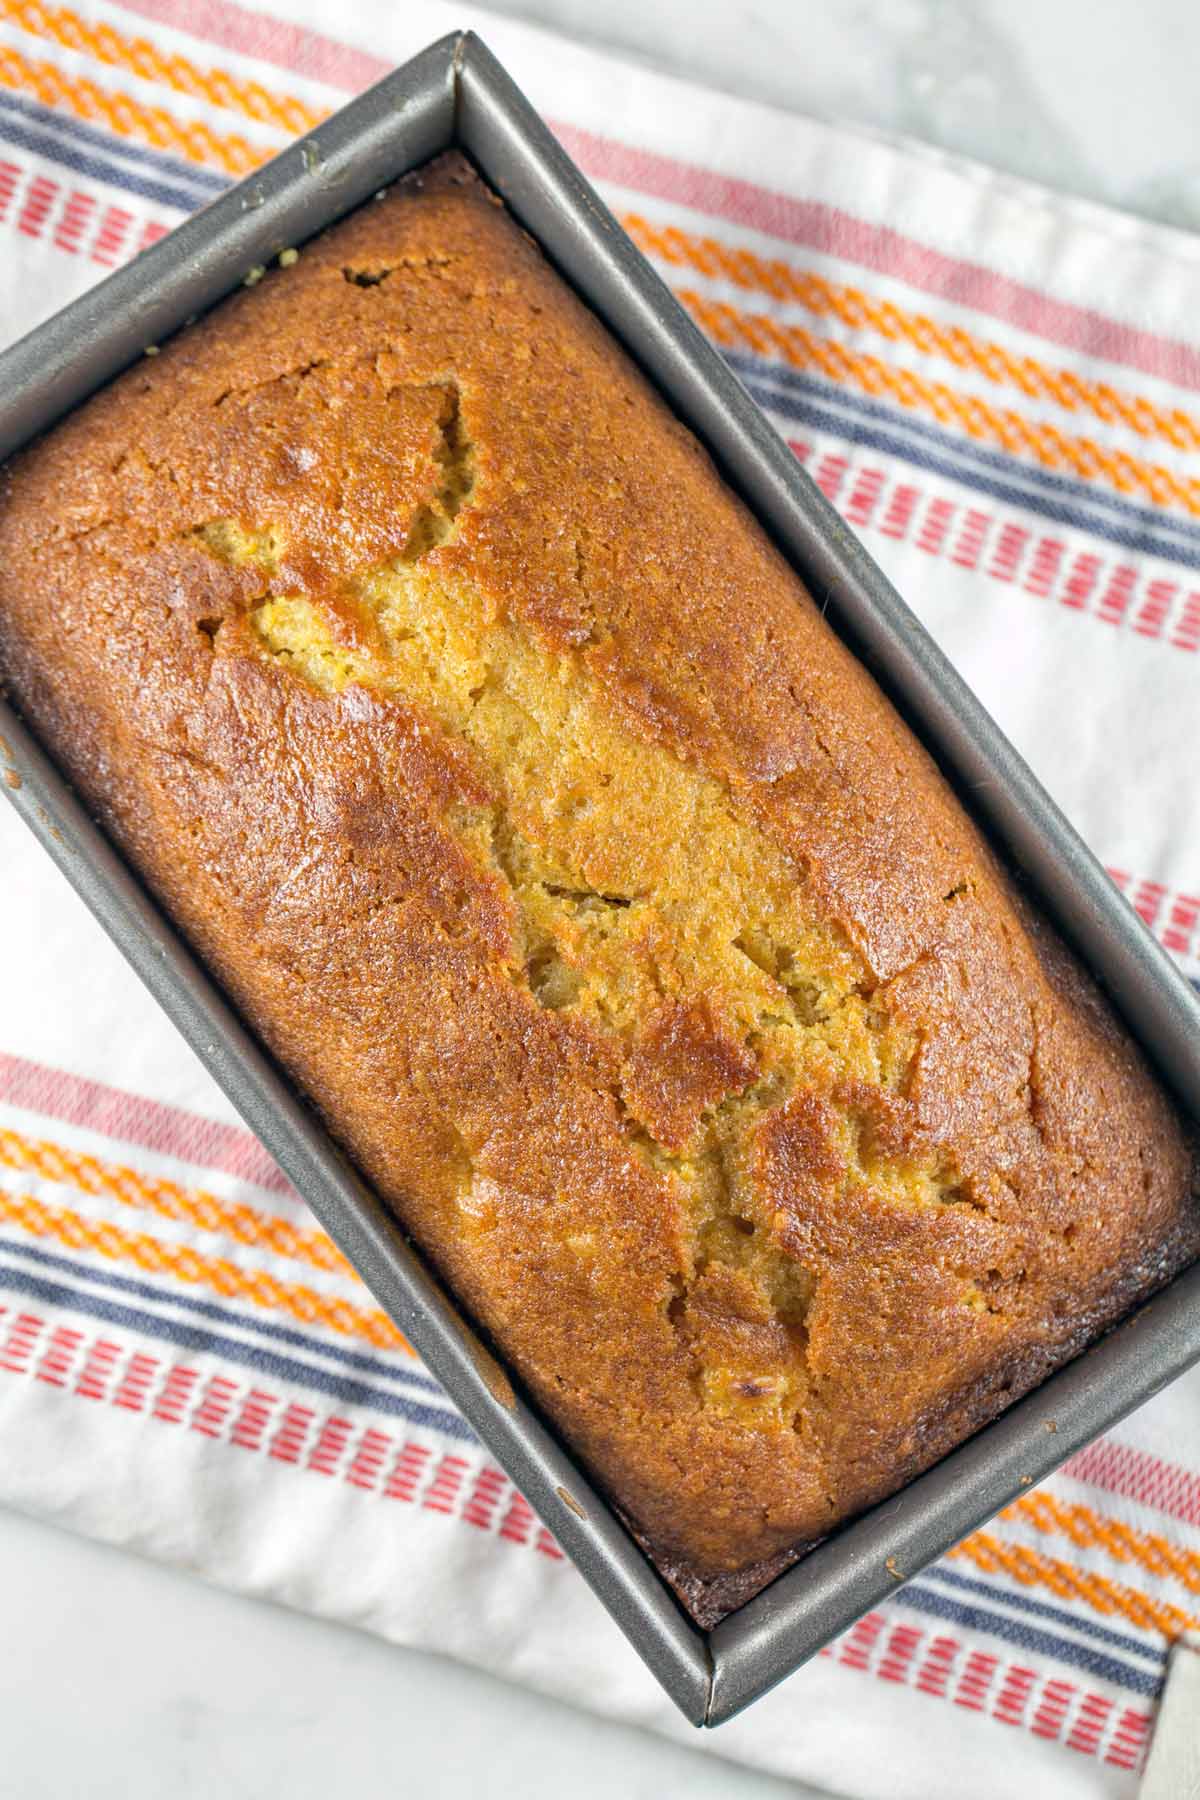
[1,153,1195,1625]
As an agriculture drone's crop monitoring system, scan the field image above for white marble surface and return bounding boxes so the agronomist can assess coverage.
[5,2,1197,1796]
[478,0,1200,234]
[0,1506,808,1800]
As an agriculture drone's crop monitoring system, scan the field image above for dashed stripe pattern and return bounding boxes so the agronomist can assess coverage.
[0,35,1195,528]
[5,142,1200,665]
[1108,871,1200,958]
[0,1288,1173,1772]
[0,1298,562,1555]
[822,1610,1153,1771]
[4,1174,1195,1649]
[787,434,1200,654]
[0,2,1196,1770]
[4,0,1195,481]
[0,147,168,260]
[1064,1439,1200,1528]
[8,1115,1200,1619]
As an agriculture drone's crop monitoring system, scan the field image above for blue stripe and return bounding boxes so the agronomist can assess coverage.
[734,367,1200,575]
[899,1581,1162,1696]
[0,88,227,198]
[924,1564,1165,1667]
[728,348,1200,564]
[0,1237,1186,1678]
[0,1234,446,1397]
[0,1250,476,1441]
[0,97,218,214]
[7,88,1200,581]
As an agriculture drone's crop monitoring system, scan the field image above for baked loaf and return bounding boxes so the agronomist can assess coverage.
[1,154,1196,1625]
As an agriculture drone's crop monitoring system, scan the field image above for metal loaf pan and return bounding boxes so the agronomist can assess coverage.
[1,31,1198,1729]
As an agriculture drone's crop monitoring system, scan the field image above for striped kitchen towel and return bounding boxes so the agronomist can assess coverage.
[0,2,1198,1794]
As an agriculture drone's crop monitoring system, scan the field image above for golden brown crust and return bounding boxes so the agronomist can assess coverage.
[0,153,1195,1624]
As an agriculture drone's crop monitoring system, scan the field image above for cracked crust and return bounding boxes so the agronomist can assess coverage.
[0,153,1196,1624]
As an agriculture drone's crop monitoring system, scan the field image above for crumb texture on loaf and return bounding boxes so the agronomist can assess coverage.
[1,154,1195,1625]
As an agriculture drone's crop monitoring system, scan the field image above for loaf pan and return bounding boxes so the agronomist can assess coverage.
[1,32,1198,1728]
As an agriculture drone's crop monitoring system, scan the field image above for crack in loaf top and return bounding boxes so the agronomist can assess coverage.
[0,152,1195,1627]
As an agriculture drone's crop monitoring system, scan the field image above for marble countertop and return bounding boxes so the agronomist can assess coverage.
[479,0,1200,234]
[5,1,1197,1795]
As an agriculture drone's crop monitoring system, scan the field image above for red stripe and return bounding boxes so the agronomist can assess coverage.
[422,1451,469,1515]
[344,1424,391,1491]
[952,1648,999,1712]
[54,188,96,255]
[877,1621,923,1684]
[913,1632,959,1698]
[1104,1707,1153,1771]
[307,1412,353,1475]
[1024,537,1064,599]
[190,1371,238,1438]
[775,428,1200,659]
[0,1309,43,1374]
[1064,1439,1200,1527]
[813,451,849,501]
[0,1299,1169,1771]
[34,1320,82,1387]
[950,507,991,572]
[1061,551,1101,611]
[268,1399,314,1463]
[0,1052,294,1195]
[74,1335,121,1402]
[992,1664,1037,1728]
[229,1384,277,1451]
[17,173,58,241]
[91,203,134,268]
[111,0,1200,390]
[878,482,919,541]
[152,1361,199,1423]
[461,1464,508,1530]
[1171,590,1200,652]
[5,147,1200,666]
[112,1349,157,1412]
[0,1313,566,1561]
[112,0,386,90]
[827,1612,1151,1772]
[836,1610,886,1671]
[915,495,955,557]
[498,1490,536,1546]
[0,159,21,224]
[988,520,1029,582]
[384,1439,431,1502]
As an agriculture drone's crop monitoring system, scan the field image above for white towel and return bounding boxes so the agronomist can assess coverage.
[0,3,1197,1792]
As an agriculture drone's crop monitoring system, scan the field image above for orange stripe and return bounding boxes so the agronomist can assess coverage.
[0,40,265,175]
[3,36,1194,523]
[951,1529,1200,1640]
[6,0,1197,484]
[1007,1491,1200,1596]
[5,1163,1198,1611]
[0,1188,411,1354]
[0,0,326,136]
[678,287,1200,518]
[0,1125,350,1276]
[623,213,1200,457]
